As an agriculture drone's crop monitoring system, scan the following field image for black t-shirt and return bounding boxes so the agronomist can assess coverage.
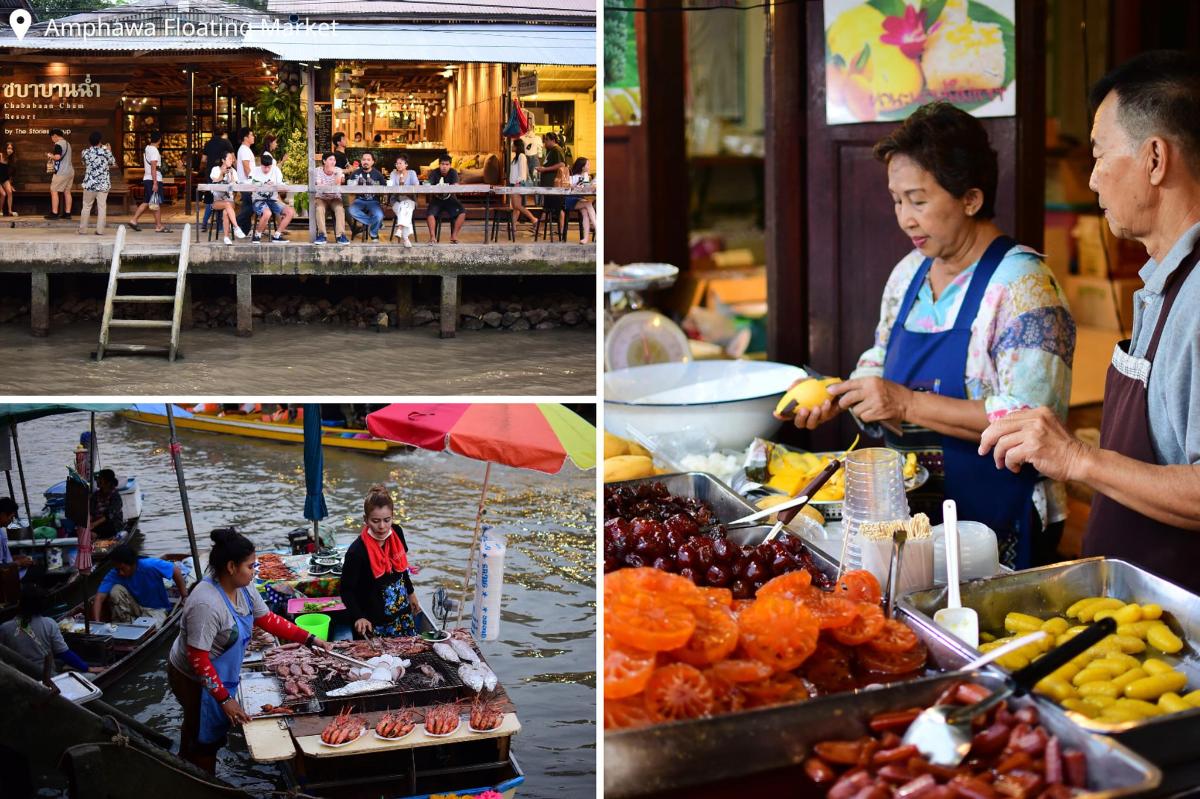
[203,137,234,170]
[333,150,349,170]
[349,167,385,202]
[430,167,459,199]
[540,144,564,187]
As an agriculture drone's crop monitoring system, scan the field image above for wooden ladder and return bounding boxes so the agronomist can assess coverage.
[96,223,190,362]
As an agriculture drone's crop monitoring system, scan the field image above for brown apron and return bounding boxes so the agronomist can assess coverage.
[1083,239,1200,591]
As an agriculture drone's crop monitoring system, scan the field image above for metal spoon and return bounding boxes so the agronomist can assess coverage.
[902,618,1116,767]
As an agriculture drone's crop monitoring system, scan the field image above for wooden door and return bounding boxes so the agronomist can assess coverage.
[767,1,1045,449]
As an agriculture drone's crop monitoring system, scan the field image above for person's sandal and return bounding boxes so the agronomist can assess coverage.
[128,222,141,231]
[156,227,173,233]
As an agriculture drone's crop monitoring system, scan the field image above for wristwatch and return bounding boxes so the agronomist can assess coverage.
[305,634,317,647]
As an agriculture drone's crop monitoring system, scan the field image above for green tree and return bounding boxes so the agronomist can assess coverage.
[280,127,310,214]
[254,84,302,150]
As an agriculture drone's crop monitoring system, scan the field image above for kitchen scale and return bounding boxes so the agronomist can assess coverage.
[604,311,692,371]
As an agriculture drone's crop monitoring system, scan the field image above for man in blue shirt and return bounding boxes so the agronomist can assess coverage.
[92,544,187,623]
[979,51,1200,592]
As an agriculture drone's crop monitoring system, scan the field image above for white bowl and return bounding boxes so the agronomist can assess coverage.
[604,361,807,450]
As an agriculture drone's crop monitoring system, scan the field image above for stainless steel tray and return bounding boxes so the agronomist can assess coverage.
[605,617,987,796]
[900,556,1200,766]
[607,472,829,550]
[605,669,1161,798]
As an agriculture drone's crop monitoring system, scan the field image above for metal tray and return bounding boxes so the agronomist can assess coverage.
[605,610,992,797]
[606,472,830,553]
[51,671,102,704]
[605,669,1161,798]
[899,557,1200,767]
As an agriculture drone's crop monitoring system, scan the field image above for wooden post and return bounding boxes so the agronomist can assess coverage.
[212,84,219,134]
[764,0,806,367]
[236,272,252,337]
[305,64,317,242]
[30,271,49,337]
[439,275,458,338]
[185,68,194,215]
[395,277,412,328]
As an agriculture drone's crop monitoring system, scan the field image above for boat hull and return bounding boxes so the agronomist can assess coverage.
[118,409,402,454]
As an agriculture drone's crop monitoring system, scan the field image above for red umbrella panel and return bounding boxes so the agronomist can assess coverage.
[364,403,575,474]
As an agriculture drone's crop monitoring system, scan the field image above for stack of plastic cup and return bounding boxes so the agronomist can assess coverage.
[841,448,911,576]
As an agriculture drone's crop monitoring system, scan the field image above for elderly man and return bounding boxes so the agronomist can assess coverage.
[979,51,1200,590]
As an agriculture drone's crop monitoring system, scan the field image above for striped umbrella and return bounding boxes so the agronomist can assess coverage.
[366,404,595,622]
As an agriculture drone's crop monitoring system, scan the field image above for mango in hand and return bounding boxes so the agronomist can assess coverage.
[775,377,842,418]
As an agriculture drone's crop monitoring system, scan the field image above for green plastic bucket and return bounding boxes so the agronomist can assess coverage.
[294,613,331,641]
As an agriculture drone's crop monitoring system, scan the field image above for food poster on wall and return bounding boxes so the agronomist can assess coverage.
[824,0,1016,125]
[604,0,641,126]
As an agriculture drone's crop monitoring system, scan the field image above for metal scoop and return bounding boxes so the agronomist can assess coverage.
[934,500,979,647]
[903,617,1116,767]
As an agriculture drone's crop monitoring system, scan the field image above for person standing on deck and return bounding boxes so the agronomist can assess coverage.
[78,131,116,236]
[980,51,1200,593]
[128,131,170,233]
[341,485,421,638]
[44,129,74,220]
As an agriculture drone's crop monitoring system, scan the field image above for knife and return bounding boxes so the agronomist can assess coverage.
[801,364,904,438]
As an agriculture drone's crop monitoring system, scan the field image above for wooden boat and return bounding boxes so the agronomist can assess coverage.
[55,551,189,691]
[0,652,252,798]
[118,404,405,455]
[244,610,527,799]
[0,520,144,623]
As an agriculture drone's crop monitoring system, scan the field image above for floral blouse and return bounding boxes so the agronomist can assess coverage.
[851,245,1076,524]
[81,145,116,193]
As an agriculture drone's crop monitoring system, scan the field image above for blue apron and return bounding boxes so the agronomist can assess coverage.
[198,578,255,745]
[881,235,1040,569]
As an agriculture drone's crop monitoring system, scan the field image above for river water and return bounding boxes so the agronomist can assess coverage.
[13,411,597,799]
[0,323,597,395]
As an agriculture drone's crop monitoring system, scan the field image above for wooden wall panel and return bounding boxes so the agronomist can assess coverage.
[444,63,504,156]
[1,65,128,188]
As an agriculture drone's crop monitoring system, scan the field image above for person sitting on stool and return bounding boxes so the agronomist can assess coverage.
[425,155,467,244]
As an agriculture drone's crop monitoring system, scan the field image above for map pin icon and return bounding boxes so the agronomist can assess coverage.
[9,9,31,40]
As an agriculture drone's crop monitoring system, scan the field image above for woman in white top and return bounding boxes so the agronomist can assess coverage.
[208,151,246,245]
[508,144,538,229]
[567,157,596,245]
[387,155,419,248]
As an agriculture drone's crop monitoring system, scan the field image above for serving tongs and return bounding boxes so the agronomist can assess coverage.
[902,617,1117,766]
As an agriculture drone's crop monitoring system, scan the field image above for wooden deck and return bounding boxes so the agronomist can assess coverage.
[0,228,595,339]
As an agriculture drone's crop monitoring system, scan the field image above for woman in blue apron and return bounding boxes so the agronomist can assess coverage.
[783,103,1076,569]
[167,527,331,773]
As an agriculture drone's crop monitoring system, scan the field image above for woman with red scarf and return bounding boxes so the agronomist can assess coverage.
[341,484,421,638]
